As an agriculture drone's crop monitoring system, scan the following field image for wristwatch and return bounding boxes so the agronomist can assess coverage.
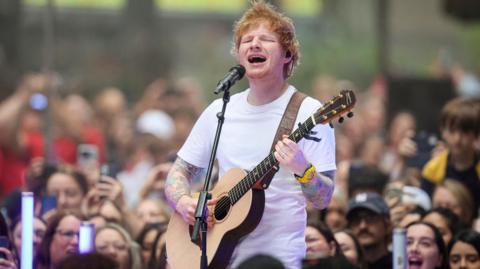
[294,164,316,184]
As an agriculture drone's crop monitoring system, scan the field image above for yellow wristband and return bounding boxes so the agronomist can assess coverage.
[294,164,316,184]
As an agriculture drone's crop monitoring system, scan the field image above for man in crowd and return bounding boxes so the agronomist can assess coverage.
[347,192,392,269]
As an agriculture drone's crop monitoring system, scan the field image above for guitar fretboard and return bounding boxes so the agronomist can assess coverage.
[227,116,316,204]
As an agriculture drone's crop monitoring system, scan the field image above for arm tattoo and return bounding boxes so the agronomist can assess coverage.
[300,170,335,209]
[164,157,204,210]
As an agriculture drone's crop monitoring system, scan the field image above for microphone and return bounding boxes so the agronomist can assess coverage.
[214,65,246,94]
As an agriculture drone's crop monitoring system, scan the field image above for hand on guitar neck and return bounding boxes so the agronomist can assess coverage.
[176,195,220,229]
[274,134,310,175]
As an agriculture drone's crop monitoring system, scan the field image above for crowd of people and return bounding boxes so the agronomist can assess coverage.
[0,74,478,269]
[1,1,480,269]
[0,73,200,269]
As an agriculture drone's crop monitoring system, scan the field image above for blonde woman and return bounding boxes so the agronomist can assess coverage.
[95,223,142,269]
[432,179,475,225]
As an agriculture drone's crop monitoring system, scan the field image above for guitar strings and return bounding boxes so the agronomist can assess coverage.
[213,165,280,219]
[212,121,311,216]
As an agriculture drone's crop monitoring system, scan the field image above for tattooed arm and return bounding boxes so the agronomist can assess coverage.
[300,170,335,209]
[165,157,204,209]
[164,157,205,224]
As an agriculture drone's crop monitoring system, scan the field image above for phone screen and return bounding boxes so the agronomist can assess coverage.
[406,131,437,168]
[29,93,48,111]
[41,195,57,216]
[100,163,118,179]
[77,144,99,169]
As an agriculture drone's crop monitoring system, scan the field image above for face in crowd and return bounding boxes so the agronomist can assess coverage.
[12,218,47,257]
[450,241,480,269]
[406,222,445,269]
[136,199,169,225]
[49,214,81,267]
[348,208,388,249]
[305,225,336,258]
[46,172,85,210]
[449,230,480,269]
[95,226,131,269]
[334,230,360,265]
[423,212,453,247]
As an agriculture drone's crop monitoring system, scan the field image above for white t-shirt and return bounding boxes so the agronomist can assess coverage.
[177,85,336,269]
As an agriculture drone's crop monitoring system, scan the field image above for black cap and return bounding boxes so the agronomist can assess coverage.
[346,192,390,220]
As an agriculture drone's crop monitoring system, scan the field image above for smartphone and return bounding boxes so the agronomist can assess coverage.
[40,195,57,216]
[414,131,437,153]
[0,236,10,259]
[77,144,98,169]
[385,187,403,208]
[29,92,48,111]
[406,131,437,168]
[100,164,116,179]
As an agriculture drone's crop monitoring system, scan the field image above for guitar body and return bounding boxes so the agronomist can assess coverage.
[166,168,265,269]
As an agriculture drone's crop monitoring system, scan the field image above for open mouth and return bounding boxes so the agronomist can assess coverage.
[408,259,423,268]
[248,55,267,64]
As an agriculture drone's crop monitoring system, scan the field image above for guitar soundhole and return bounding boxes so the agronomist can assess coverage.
[214,196,231,221]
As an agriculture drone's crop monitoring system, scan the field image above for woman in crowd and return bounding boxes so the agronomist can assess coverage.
[95,223,142,269]
[96,200,123,224]
[45,166,88,212]
[304,222,361,269]
[334,229,366,269]
[35,211,83,269]
[145,226,168,269]
[305,220,339,259]
[432,179,475,226]
[10,216,47,259]
[406,221,448,269]
[448,230,480,269]
[423,207,464,246]
[135,199,171,225]
[303,220,361,268]
[136,222,166,266]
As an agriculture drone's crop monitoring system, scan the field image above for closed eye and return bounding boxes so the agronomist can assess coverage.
[260,37,276,42]
[241,37,253,43]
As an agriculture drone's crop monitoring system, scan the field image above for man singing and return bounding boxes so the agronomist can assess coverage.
[165,1,336,268]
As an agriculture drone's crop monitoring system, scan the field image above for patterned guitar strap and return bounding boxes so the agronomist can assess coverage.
[253,90,307,190]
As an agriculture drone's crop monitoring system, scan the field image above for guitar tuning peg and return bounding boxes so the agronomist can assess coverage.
[347,111,354,118]
[329,122,334,128]
[338,117,344,123]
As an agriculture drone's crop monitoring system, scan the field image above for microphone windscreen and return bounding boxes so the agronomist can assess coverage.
[232,65,246,79]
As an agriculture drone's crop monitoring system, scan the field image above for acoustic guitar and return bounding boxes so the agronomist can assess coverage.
[166,90,356,269]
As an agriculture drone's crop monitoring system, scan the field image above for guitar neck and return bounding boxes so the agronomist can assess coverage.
[228,116,317,204]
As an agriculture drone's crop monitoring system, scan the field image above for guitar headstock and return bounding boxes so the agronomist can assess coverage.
[314,90,356,125]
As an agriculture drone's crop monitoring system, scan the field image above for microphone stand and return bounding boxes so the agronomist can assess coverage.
[191,87,231,269]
